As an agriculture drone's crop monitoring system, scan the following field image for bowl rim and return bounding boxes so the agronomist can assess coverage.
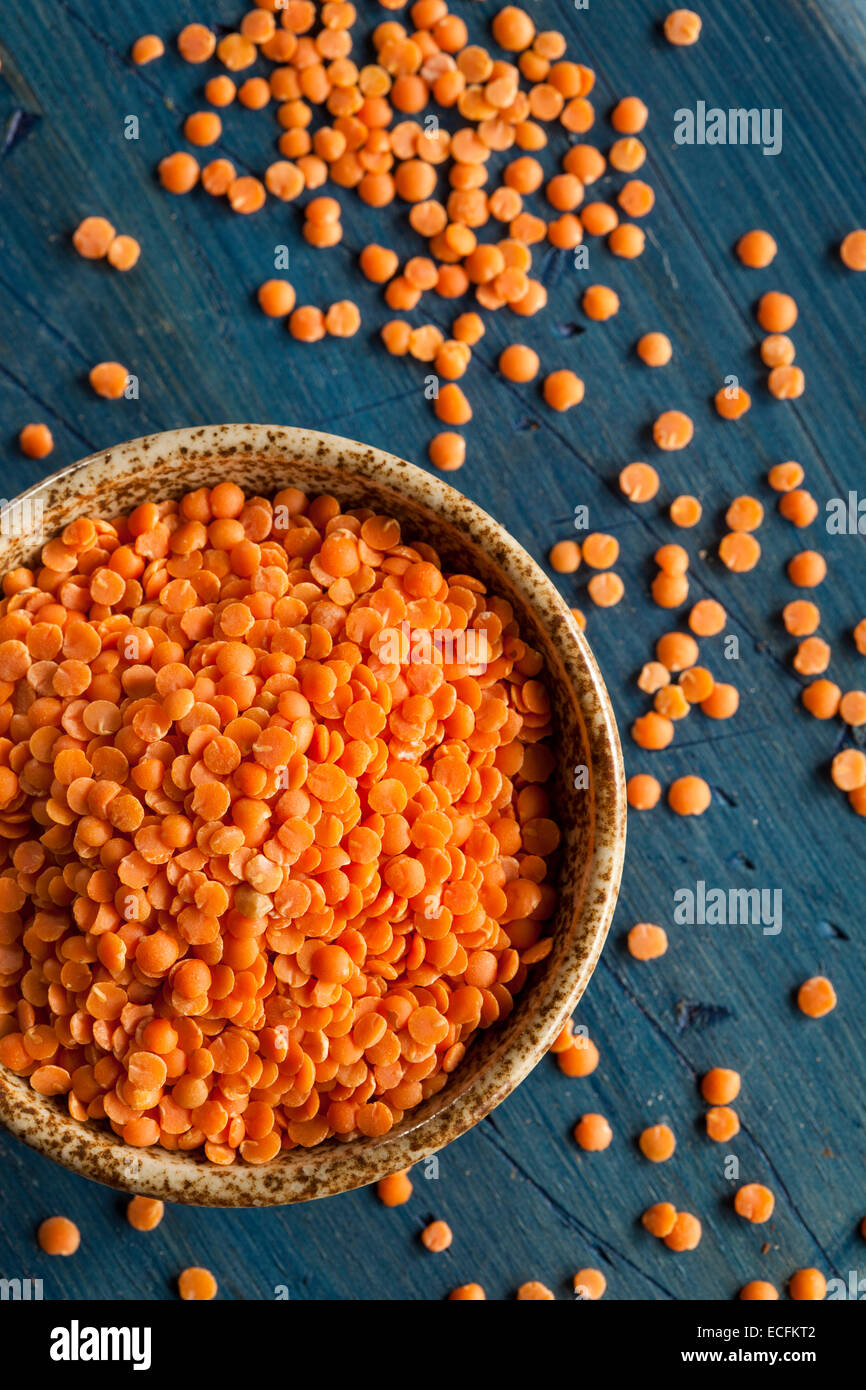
[0,423,626,1205]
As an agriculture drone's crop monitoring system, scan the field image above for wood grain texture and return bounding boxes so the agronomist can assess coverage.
[0,0,864,1301]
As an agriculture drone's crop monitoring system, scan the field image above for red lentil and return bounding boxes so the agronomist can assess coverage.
[107,235,141,271]
[768,461,804,492]
[653,410,693,451]
[627,923,668,960]
[557,1035,599,1077]
[178,1267,218,1300]
[663,11,702,45]
[619,463,659,502]
[642,1202,676,1238]
[701,683,739,719]
[542,370,584,411]
[517,1280,554,1300]
[636,332,672,367]
[158,152,200,194]
[638,662,670,694]
[734,1183,775,1223]
[664,1212,701,1251]
[420,1219,453,1252]
[73,217,116,259]
[801,679,841,719]
[657,631,699,671]
[831,749,866,791]
[127,1195,165,1231]
[38,1216,80,1255]
[428,433,466,471]
[736,230,777,268]
[757,291,797,333]
[89,362,130,399]
[178,24,216,64]
[626,774,661,810]
[793,637,830,676]
[701,1069,741,1105]
[668,776,711,816]
[611,97,648,134]
[574,1113,612,1151]
[719,531,761,573]
[638,1123,676,1162]
[788,551,827,588]
[632,711,675,750]
[548,540,581,574]
[588,573,625,607]
[740,1281,779,1300]
[726,497,764,532]
[582,284,619,321]
[840,231,866,271]
[132,35,165,65]
[499,344,540,382]
[705,1106,739,1142]
[840,689,866,726]
[779,490,818,527]
[768,365,805,400]
[761,334,795,368]
[789,1269,826,1301]
[258,280,297,317]
[573,1267,606,1299]
[18,424,54,459]
[670,495,701,528]
[797,976,837,1018]
[378,1171,413,1206]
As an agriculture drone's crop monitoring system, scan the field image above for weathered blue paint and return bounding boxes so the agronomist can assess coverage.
[0,0,864,1301]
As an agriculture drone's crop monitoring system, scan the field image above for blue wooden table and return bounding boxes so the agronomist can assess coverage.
[1,0,864,1301]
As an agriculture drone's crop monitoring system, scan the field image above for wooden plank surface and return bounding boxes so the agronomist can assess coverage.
[0,0,864,1301]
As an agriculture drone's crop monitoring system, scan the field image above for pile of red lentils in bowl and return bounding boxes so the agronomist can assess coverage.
[0,480,563,1161]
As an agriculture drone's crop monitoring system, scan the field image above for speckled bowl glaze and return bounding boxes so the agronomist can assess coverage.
[0,424,625,1205]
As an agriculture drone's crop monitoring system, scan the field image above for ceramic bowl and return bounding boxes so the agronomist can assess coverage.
[0,424,625,1205]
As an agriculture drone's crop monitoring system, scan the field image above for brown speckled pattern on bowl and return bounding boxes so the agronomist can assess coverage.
[0,425,626,1206]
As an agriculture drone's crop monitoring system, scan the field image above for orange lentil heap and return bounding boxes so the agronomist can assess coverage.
[0,483,560,1161]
